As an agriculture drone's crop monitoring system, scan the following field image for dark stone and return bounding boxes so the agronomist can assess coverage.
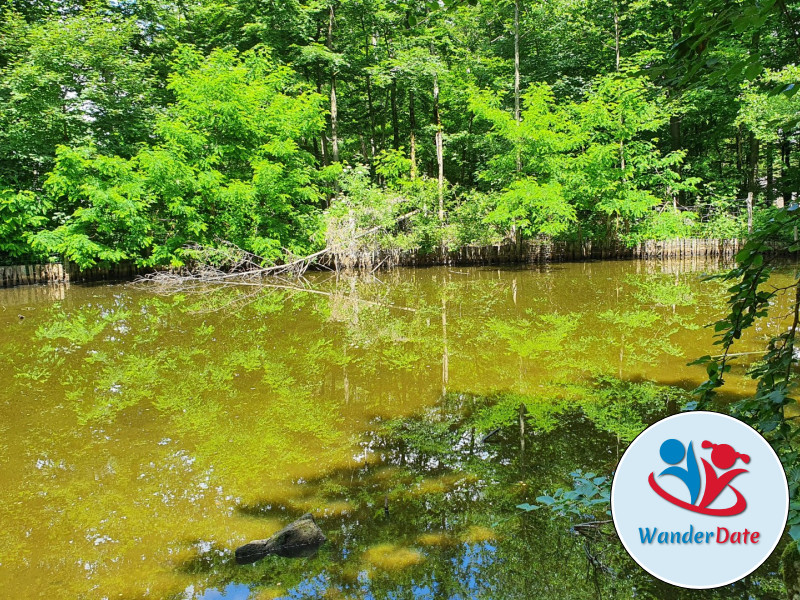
[235,513,326,565]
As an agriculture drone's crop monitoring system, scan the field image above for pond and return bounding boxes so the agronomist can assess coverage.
[0,259,795,599]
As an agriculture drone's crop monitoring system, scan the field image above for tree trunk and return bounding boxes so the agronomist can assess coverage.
[365,74,376,160]
[514,0,521,173]
[316,68,329,166]
[670,115,682,207]
[669,24,683,206]
[747,132,759,234]
[391,80,400,150]
[736,125,743,174]
[409,89,417,180]
[433,73,444,222]
[330,77,339,162]
[767,141,775,206]
[783,132,792,207]
[669,116,682,154]
[467,111,475,187]
[328,4,339,163]
[363,26,377,162]
[745,30,761,232]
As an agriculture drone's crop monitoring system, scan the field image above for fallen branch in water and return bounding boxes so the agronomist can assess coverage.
[709,351,765,359]
[138,209,420,285]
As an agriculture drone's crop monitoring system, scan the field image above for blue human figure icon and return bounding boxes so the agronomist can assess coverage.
[658,438,701,505]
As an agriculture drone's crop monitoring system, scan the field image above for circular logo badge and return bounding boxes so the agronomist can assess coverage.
[611,411,788,589]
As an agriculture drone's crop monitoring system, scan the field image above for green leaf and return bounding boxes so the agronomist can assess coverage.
[736,248,752,262]
[768,389,786,405]
[790,525,800,541]
[744,61,763,81]
[687,355,712,366]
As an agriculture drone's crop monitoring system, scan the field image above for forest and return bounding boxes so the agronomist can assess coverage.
[5,2,800,597]
[1,0,798,269]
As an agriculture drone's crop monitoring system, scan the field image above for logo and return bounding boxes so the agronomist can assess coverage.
[648,439,749,516]
[611,412,788,589]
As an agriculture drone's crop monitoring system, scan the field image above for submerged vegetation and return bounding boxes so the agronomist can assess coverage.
[1,0,799,268]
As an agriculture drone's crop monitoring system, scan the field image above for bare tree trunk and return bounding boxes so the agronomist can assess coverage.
[312,136,321,164]
[745,31,761,232]
[365,76,376,160]
[328,4,339,163]
[670,23,683,206]
[409,89,417,180]
[767,142,775,206]
[747,132,759,233]
[362,25,377,162]
[433,73,444,223]
[330,79,339,162]
[782,132,791,207]
[670,115,682,208]
[317,68,329,166]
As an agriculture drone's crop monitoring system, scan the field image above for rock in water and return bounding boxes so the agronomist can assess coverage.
[235,513,326,565]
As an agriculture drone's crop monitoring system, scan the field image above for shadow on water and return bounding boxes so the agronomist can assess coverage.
[180,394,786,600]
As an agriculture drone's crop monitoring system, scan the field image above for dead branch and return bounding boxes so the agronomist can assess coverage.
[137,209,419,286]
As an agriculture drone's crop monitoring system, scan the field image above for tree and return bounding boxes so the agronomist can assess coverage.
[0,12,156,190]
[30,47,326,268]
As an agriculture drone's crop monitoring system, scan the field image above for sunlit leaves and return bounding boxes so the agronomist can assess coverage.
[28,47,326,267]
[0,189,49,260]
[485,179,576,237]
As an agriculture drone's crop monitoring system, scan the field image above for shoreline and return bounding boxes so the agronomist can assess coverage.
[0,237,788,289]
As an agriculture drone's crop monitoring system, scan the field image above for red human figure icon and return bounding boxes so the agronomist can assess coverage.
[698,441,750,510]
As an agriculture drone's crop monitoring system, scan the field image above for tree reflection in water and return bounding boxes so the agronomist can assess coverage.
[0,261,793,598]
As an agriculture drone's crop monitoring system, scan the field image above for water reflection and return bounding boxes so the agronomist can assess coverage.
[0,260,796,598]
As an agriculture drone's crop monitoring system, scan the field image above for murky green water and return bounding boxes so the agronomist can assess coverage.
[0,260,796,599]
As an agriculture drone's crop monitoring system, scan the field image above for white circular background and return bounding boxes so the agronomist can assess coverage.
[611,411,789,589]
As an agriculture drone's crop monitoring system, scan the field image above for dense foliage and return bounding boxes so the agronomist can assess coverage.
[0,0,798,266]
[689,206,800,543]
